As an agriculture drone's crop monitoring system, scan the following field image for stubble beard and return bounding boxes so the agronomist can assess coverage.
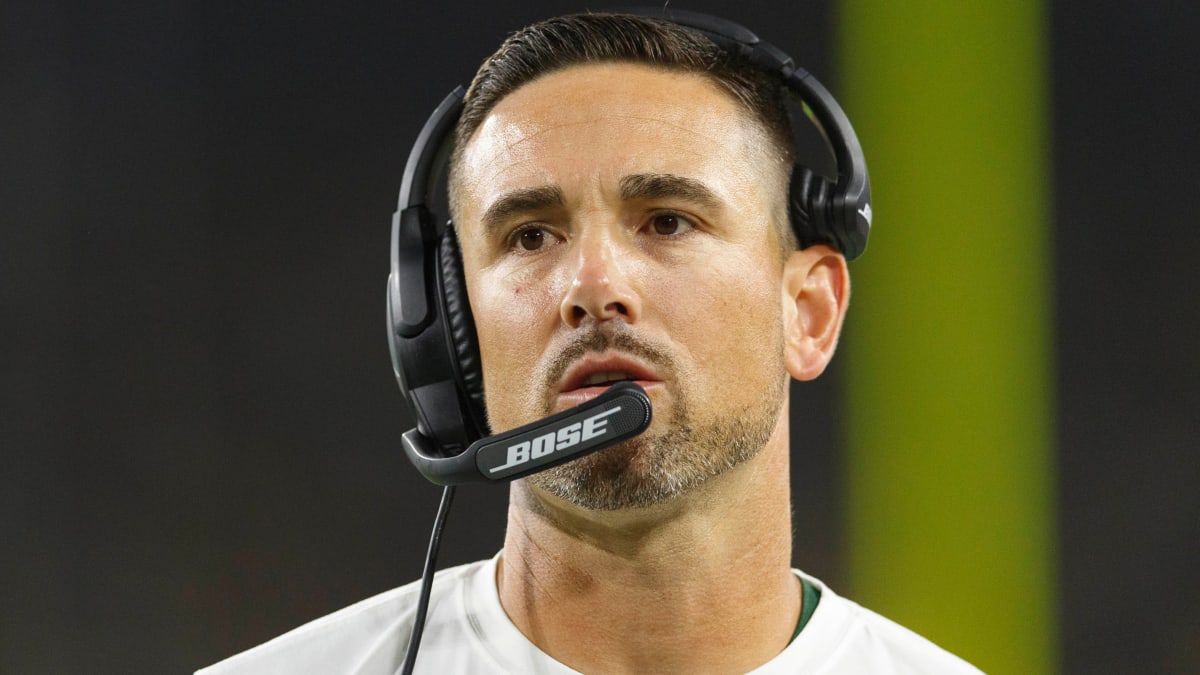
[525,327,787,511]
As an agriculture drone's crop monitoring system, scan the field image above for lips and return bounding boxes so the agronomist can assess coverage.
[557,354,662,395]
[581,371,637,387]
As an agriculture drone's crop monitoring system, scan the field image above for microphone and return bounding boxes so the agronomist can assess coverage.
[402,381,652,485]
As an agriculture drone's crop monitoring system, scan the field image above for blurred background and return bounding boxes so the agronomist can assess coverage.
[3,0,1197,672]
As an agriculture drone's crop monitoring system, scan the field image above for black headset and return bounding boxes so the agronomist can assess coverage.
[386,8,872,486]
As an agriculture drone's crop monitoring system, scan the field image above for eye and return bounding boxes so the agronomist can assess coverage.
[518,228,546,251]
[648,212,695,236]
[508,224,558,253]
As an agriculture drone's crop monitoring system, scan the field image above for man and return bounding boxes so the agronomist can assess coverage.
[200,12,981,674]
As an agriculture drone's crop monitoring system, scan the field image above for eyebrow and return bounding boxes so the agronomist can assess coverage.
[619,173,721,210]
[479,185,565,236]
[477,173,721,236]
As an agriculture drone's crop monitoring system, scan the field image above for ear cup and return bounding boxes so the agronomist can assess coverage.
[788,164,837,250]
[437,226,488,436]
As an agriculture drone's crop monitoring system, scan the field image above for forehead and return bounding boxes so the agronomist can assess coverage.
[454,62,773,222]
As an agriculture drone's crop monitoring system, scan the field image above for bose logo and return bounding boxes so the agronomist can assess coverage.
[857,203,873,226]
[488,406,623,474]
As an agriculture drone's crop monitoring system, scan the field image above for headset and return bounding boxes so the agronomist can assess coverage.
[386,7,871,486]
[387,10,872,672]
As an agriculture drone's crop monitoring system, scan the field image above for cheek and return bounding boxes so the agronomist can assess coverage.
[470,274,561,426]
[661,264,784,389]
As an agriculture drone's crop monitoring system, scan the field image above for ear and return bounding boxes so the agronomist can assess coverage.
[781,245,850,381]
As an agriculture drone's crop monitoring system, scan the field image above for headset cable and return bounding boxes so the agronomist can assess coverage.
[400,484,456,675]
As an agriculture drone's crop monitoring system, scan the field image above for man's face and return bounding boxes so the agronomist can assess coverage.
[454,63,793,509]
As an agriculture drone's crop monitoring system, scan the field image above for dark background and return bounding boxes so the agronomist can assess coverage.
[3,1,1197,673]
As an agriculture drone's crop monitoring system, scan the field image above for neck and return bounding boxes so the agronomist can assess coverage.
[498,414,799,674]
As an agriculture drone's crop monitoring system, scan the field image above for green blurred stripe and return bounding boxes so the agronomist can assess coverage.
[835,2,1059,672]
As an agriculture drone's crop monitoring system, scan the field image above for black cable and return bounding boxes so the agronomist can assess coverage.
[400,484,456,675]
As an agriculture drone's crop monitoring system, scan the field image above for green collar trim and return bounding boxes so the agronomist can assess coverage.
[792,576,822,642]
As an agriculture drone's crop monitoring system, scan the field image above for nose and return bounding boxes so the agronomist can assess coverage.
[559,232,642,328]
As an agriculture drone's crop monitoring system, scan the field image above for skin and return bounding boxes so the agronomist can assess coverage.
[453,62,850,674]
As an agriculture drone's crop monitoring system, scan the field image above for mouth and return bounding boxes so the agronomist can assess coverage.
[579,371,641,387]
[556,354,663,403]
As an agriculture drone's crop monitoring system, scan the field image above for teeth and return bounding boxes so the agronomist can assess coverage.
[583,371,630,386]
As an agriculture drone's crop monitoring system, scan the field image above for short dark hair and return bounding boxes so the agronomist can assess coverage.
[448,12,797,249]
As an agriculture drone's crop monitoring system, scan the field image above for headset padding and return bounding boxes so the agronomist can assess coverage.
[437,227,488,433]
[789,163,835,250]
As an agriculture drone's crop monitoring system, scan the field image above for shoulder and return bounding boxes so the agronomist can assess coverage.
[194,558,488,675]
[756,571,984,675]
[831,598,984,674]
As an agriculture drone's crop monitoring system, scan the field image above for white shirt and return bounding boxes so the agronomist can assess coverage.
[198,554,982,674]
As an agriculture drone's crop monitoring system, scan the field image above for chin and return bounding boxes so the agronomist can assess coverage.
[526,418,759,511]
